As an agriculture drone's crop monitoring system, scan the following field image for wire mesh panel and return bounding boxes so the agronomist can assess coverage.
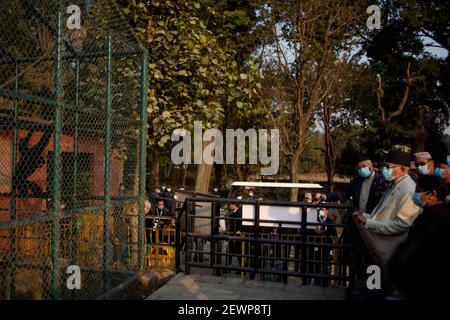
[0,0,148,299]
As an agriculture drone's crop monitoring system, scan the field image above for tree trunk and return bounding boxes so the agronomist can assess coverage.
[195,162,213,193]
[290,153,300,201]
[151,163,159,189]
[323,105,335,192]
[181,164,188,187]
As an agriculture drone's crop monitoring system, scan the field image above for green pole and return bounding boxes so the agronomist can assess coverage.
[137,50,149,271]
[51,8,63,300]
[84,0,92,11]
[103,32,113,293]
[9,62,19,299]
[71,59,80,266]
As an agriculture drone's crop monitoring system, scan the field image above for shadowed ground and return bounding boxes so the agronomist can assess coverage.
[147,273,347,300]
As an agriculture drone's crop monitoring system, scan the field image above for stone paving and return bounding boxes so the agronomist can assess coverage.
[146,273,347,300]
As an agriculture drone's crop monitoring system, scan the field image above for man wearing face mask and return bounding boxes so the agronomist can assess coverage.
[353,148,422,258]
[414,152,439,177]
[408,175,449,241]
[426,142,450,184]
[247,188,257,200]
[414,152,432,175]
[151,186,161,209]
[320,155,384,213]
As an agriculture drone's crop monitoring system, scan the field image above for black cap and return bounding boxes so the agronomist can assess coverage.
[355,154,371,165]
[428,140,448,165]
[385,149,411,167]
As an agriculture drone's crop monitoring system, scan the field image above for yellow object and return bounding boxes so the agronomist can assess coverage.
[145,227,176,270]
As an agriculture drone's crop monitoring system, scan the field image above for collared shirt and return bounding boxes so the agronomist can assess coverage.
[359,171,375,213]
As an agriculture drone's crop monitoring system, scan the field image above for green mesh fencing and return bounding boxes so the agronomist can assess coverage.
[0,0,148,299]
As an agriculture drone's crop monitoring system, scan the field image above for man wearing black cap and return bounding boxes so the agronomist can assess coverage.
[353,147,422,258]
[319,155,384,214]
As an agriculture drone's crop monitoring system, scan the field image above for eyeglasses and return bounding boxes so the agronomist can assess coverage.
[416,160,430,166]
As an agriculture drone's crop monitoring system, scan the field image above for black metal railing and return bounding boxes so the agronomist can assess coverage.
[179,195,354,287]
[146,192,388,294]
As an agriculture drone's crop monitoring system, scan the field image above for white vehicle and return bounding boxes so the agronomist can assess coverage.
[229,181,324,228]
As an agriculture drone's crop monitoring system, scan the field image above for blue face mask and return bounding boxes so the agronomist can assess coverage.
[412,192,425,208]
[358,166,372,178]
[417,165,430,175]
[434,167,444,178]
[382,167,394,182]
[447,155,450,166]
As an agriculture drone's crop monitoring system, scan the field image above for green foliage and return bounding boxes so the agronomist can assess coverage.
[360,0,450,151]
[119,0,265,148]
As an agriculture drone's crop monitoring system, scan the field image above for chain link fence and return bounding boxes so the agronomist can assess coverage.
[0,0,148,299]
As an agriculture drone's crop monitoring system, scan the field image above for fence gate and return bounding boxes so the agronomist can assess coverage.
[0,0,148,299]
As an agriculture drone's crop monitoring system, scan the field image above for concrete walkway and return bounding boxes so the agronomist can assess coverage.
[146,273,347,300]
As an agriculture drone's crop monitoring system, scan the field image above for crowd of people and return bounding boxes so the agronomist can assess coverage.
[318,145,450,298]
[144,143,450,298]
[144,185,179,244]
[212,144,450,297]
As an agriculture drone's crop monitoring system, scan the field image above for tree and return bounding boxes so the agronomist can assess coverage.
[119,0,264,191]
[260,0,367,200]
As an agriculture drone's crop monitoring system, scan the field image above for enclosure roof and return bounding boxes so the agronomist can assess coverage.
[230,182,323,189]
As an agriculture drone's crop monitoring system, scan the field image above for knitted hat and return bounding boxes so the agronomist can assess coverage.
[414,152,432,163]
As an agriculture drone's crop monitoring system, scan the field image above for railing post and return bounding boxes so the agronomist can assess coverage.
[50,8,64,300]
[175,204,181,273]
[300,205,307,285]
[71,58,80,266]
[103,32,113,293]
[210,201,220,273]
[9,62,19,300]
[253,202,260,278]
[137,48,149,272]
[185,199,191,275]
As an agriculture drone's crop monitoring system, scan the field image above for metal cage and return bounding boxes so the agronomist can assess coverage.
[0,0,148,299]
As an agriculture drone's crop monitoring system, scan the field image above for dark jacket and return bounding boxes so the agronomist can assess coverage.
[228,207,243,233]
[319,216,337,238]
[326,172,385,214]
[150,191,160,208]
[407,202,449,242]
[154,206,170,217]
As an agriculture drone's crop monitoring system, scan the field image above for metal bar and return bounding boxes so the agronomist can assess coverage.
[71,59,80,266]
[0,88,105,116]
[137,49,149,271]
[184,197,352,209]
[0,50,141,65]
[210,203,216,271]
[175,203,184,272]
[50,9,64,300]
[8,62,19,299]
[186,262,350,281]
[0,205,109,230]
[253,202,260,278]
[103,32,113,293]
[84,0,93,11]
[300,205,307,285]
[185,199,191,275]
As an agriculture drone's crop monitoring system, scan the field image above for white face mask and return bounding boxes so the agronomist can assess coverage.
[173,195,178,200]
